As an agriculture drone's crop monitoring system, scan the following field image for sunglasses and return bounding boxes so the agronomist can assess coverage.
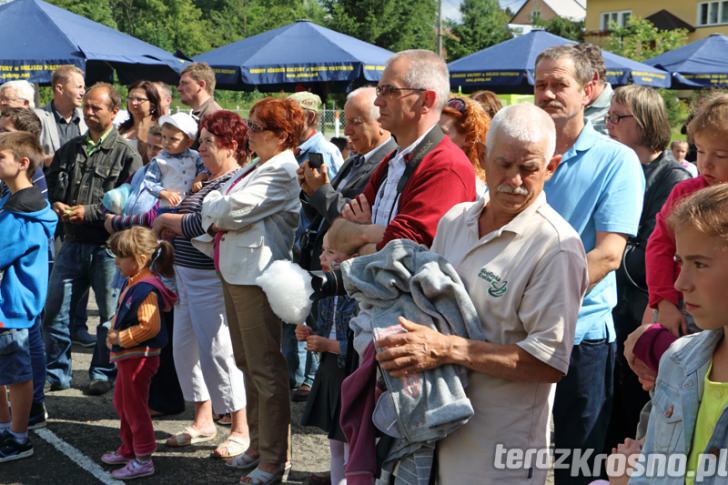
[375,84,427,98]
[447,97,467,114]
[248,121,271,133]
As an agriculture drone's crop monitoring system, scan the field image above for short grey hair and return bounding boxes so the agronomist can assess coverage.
[1,80,35,108]
[535,45,594,88]
[154,81,172,100]
[346,86,379,121]
[387,49,450,111]
[486,104,556,161]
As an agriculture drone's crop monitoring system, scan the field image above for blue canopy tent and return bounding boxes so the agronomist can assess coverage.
[448,30,671,94]
[194,20,393,92]
[0,0,187,85]
[645,34,728,89]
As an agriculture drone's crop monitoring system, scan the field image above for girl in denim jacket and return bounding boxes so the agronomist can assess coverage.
[294,232,358,485]
[610,185,728,485]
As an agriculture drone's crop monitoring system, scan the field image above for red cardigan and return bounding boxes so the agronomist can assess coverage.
[645,175,709,308]
[360,135,476,249]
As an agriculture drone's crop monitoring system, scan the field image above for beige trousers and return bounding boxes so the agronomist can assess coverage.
[221,281,291,464]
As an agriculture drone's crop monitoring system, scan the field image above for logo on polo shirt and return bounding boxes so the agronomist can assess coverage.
[478,268,508,297]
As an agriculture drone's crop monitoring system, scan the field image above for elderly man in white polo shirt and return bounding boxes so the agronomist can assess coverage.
[375,103,589,484]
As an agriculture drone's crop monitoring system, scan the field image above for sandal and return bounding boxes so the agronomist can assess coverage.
[214,413,233,426]
[165,426,217,447]
[149,408,166,418]
[226,452,260,470]
[212,435,250,459]
[240,464,290,485]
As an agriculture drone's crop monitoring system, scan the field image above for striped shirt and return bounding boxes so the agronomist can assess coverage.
[110,169,240,270]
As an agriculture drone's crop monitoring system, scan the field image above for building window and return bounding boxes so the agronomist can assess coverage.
[600,10,632,30]
[697,1,728,25]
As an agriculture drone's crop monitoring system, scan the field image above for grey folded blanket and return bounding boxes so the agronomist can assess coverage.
[341,239,487,484]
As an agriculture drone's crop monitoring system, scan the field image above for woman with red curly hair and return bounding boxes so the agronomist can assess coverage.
[439,97,490,193]
[199,97,304,484]
[107,110,251,460]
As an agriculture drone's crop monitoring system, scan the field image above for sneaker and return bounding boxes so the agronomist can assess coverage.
[101,451,132,465]
[71,328,96,348]
[0,433,33,463]
[28,402,48,430]
[45,381,70,392]
[111,458,155,480]
[291,384,311,402]
[85,380,113,396]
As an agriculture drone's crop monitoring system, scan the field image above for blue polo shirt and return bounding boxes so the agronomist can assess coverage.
[544,122,645,344]
[295,131,344,177]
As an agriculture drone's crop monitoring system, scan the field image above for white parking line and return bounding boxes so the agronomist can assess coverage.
[33,428,124,485]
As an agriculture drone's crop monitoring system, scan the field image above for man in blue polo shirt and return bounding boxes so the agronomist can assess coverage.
[535,45,645,485]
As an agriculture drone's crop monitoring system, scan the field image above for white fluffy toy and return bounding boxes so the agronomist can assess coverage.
[255,260,314,324]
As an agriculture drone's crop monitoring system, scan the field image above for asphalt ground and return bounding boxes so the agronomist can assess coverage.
[2,309,329,485]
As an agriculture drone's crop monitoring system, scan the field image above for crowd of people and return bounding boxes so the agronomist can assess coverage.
[0,40,725,485]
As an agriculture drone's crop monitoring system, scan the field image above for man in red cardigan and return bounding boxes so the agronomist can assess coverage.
[332,49,476,253]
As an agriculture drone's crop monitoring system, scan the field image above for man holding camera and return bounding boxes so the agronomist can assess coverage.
[285,91,345,398]
[288,91,344,176]
[297,86,395,270]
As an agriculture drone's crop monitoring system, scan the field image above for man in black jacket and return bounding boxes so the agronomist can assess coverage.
[297,86,395,270]
[44,83,141,396]
[286,87,395,403]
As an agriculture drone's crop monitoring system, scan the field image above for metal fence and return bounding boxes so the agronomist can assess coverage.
[173,106,345,138]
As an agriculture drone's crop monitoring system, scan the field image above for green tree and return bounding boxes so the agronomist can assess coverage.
[109,0,211,56]
[324,0,437,52]
[604,16,687,62]
[533,16,584,41]
[196,0,327,48]
[444,0,512,61]
[48,0,117,28]
[605,17,689,132]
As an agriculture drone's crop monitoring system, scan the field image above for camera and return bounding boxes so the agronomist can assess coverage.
[307,152,324,169]
[309,269,347,297]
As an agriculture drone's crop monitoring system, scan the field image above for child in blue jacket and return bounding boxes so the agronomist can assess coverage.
[0,132,57,463]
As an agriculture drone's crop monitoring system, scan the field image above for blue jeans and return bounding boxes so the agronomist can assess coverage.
[28,316,46,403]
[281,324,320,389]
[69,289,90,335]
[44,241,118,387]
[282,324,306,388]
[553,338,616,485]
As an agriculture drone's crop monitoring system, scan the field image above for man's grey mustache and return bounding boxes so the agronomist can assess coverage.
[497,184,529,196]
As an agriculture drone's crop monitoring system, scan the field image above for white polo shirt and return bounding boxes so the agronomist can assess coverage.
[432,192,588,484]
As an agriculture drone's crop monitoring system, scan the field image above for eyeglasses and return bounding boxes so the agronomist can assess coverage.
[127,96,149,103]
[447,98,467,114]
[345,117,365,127]
[606,113,634,125]
[248,121,271,133]
[375,84,427,98]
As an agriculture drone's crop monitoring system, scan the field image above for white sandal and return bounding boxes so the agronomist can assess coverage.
[226,452,260,470]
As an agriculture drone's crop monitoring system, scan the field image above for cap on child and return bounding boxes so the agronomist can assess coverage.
[158,112,198,140]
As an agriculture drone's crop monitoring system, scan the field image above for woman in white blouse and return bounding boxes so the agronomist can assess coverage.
[199,97,304,485]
